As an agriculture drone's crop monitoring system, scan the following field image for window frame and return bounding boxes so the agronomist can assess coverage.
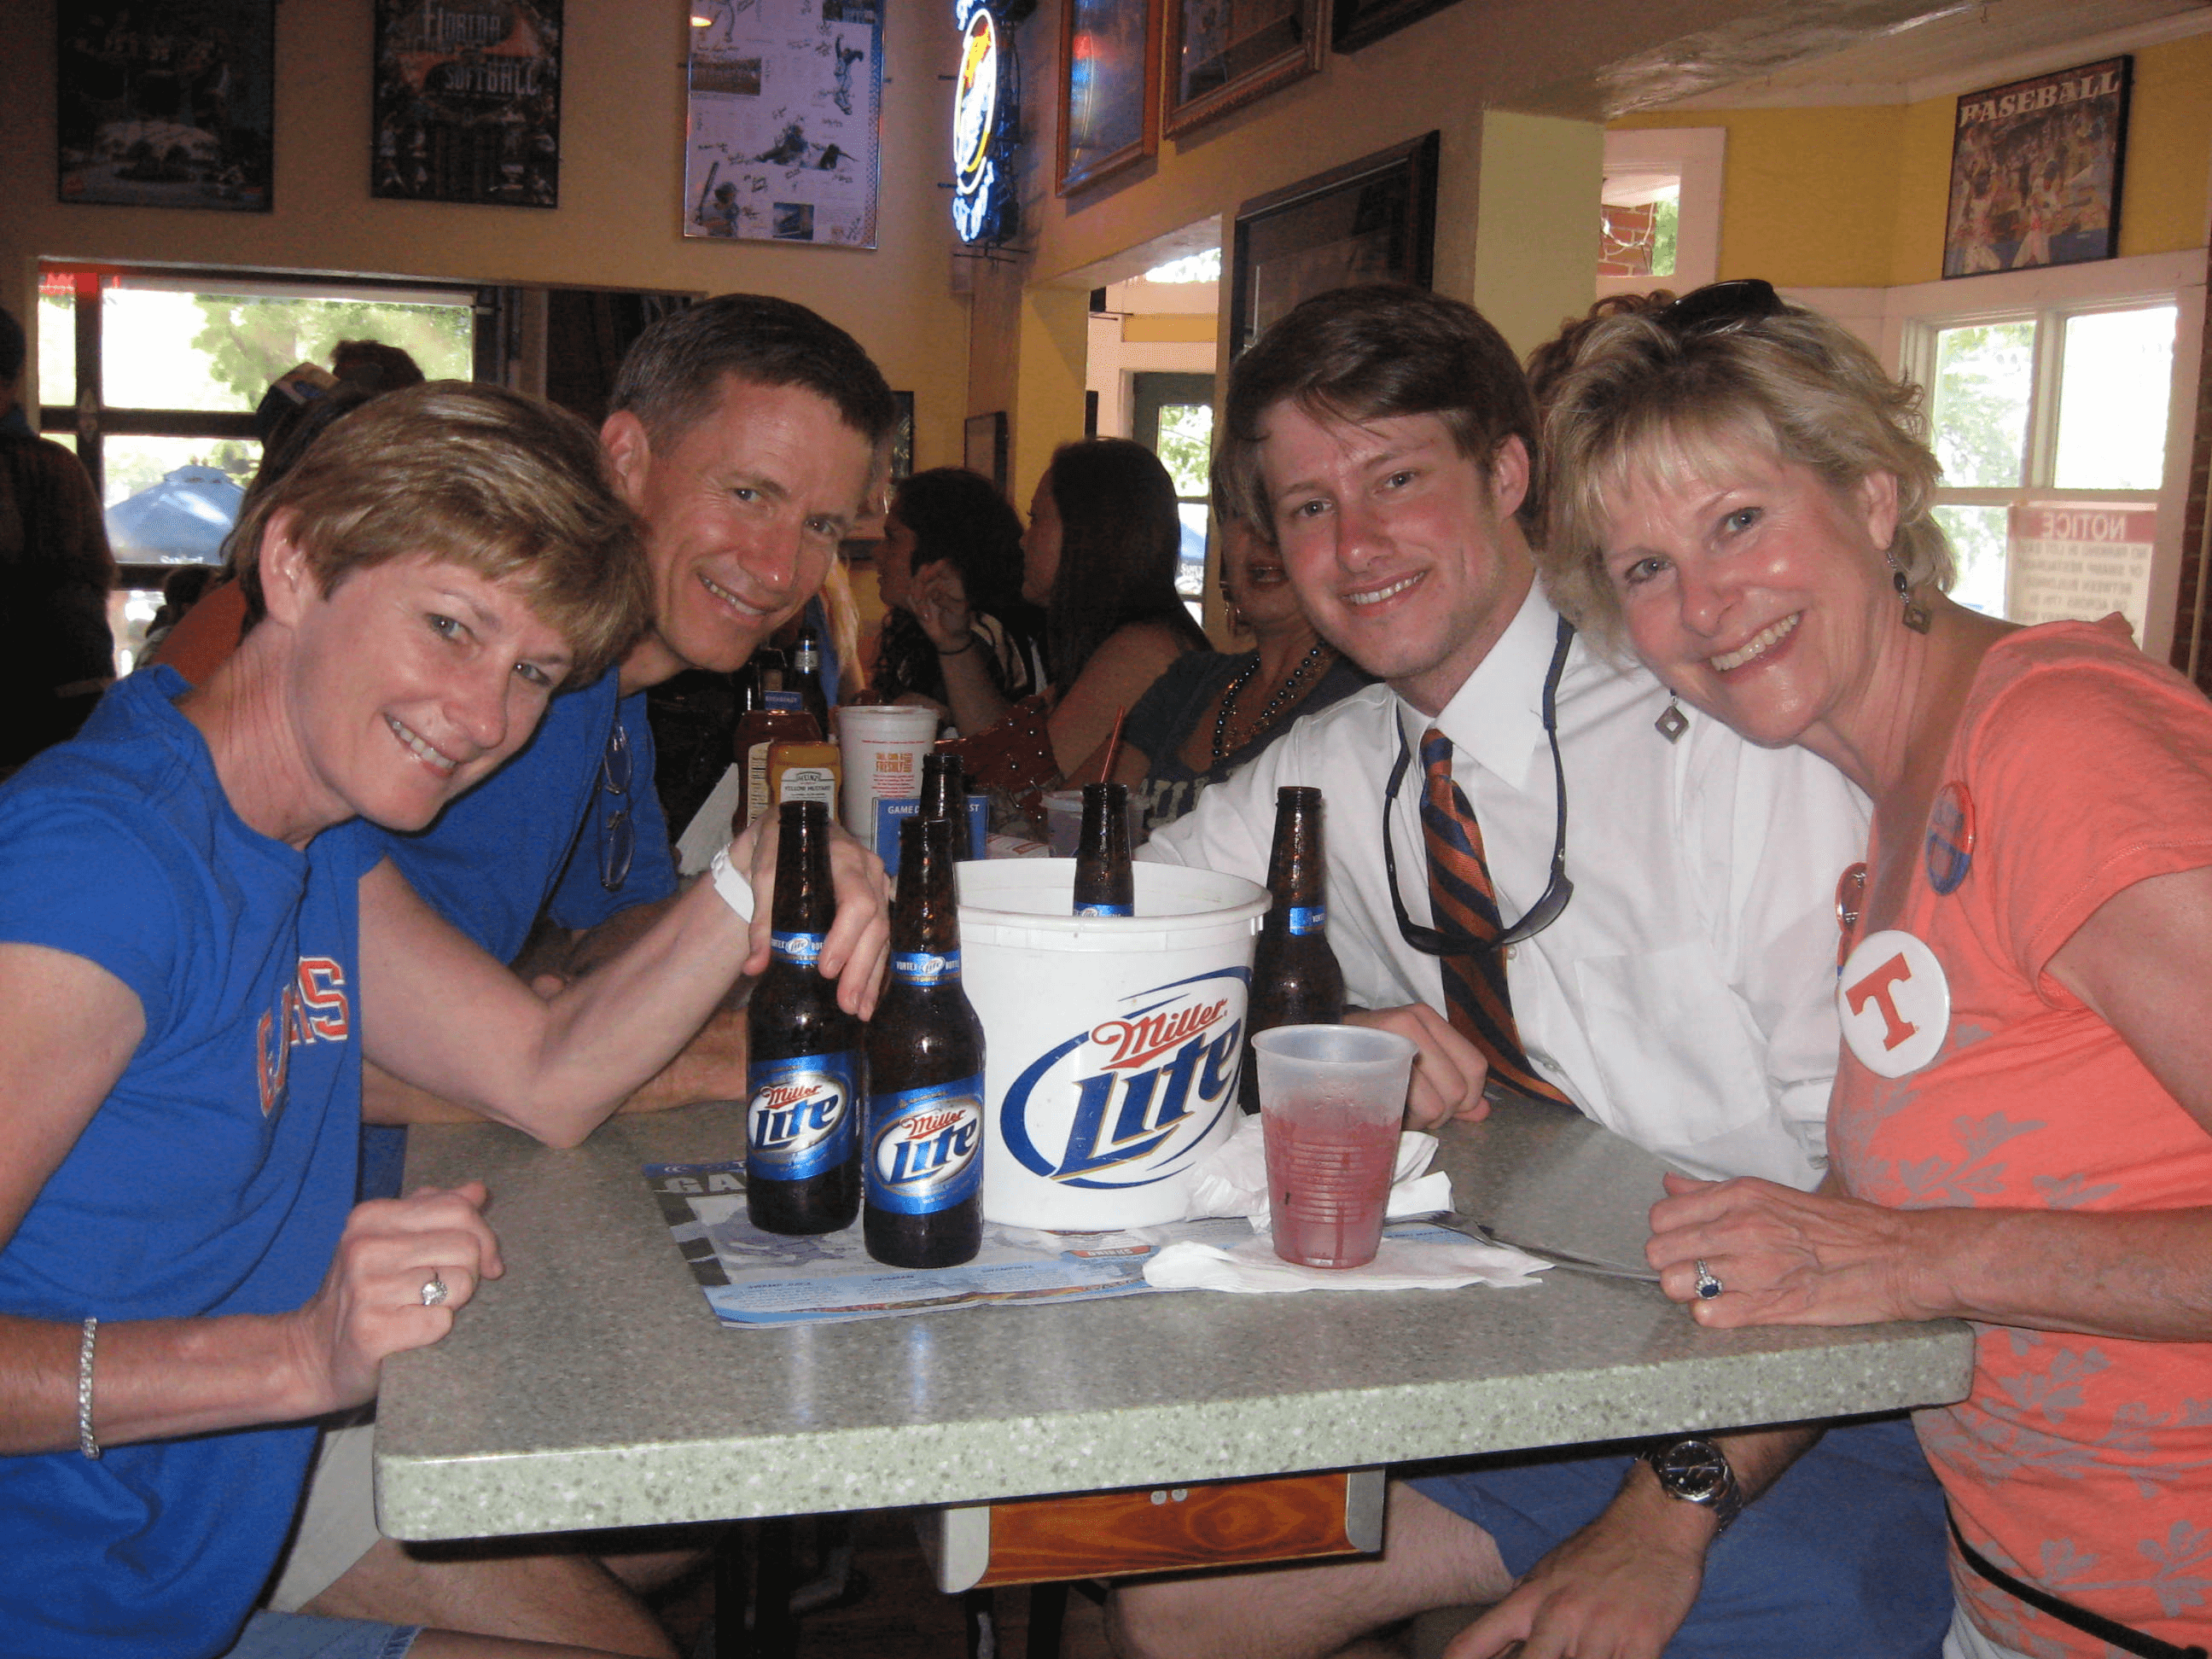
[36,260,489,591]
[1597,127,1725,300]
[1785,250,2204,662]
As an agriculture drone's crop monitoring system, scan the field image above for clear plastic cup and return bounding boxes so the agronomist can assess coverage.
[1252,1024,1415,1269]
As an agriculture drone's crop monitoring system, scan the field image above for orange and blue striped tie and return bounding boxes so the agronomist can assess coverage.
[1418,728,1571,1106]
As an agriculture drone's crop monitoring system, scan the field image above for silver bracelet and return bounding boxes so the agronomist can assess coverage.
[78,1316,100,1460]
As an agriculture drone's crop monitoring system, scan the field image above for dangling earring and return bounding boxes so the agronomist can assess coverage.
[1885,547,1931,633]
[1655,695,1687,742]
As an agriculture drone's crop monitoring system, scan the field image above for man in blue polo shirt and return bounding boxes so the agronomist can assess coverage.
[271,296,897,1647]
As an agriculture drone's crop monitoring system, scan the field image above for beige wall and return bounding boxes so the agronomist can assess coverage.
[3,0,973,467]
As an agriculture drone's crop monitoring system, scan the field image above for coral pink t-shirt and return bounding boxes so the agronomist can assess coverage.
[1831,619,2212,1658]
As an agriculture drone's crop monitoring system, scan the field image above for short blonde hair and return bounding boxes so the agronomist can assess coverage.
[233,381,649,684]
[1538,300,1953,649]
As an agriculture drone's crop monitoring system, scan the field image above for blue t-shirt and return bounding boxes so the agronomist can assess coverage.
[374,672,678,963]
[0,667,377,1657]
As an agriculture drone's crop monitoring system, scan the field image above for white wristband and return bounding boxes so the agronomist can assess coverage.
[707,847,755,923]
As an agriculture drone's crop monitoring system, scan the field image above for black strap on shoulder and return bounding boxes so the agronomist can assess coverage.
[1948,1510,2207,1659]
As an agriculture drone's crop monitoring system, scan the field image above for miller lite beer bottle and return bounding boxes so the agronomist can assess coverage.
[1073,782,1134,917]
[1239,787,1345,1113]
[743,800,863,1233]
[919,751,972,859]
[864,814,986,1267]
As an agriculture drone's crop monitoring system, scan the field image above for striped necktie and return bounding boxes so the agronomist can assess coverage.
[1417,727,1571,1106]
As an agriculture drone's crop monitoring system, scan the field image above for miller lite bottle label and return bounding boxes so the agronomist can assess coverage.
[746,1051,859,1184]
[865,1074,985,1215]
[771,929,825,966]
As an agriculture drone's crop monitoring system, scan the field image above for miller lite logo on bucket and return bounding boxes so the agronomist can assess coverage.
[998,967,1245,1191]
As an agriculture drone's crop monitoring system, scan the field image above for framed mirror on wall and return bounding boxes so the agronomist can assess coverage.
[1229,131,1438,357]
[1161,0,1324,138]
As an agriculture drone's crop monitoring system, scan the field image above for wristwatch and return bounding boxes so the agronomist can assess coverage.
[1639,1438,1745,1533]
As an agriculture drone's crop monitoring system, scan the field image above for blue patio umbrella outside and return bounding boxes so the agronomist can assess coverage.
[105,465,242,564]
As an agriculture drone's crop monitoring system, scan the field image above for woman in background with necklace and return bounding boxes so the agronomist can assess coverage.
[1108,514,1371,835]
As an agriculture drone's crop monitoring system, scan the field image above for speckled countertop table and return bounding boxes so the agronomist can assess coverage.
[374,1098,1972,1542]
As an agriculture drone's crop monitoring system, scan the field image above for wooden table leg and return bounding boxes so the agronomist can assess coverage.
[1026,1581,1068,1659]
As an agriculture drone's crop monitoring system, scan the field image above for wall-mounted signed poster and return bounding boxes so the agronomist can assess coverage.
[1057,0,1157,195]
[372,0,562,207]
[1944,56,2130,279]
[1165,0,1321,137]
[684,0,886,247]
[57,0,275,211]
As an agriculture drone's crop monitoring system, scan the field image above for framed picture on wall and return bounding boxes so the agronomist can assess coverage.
[1943,57,2130,279]
[1163,0,1324,138]
[371,0,563,207]
[1331,0,1457,55]
[1058,0,1160,194]
[57,0,276,211]
[1229,131,1439,357]
[964,411,1009,489]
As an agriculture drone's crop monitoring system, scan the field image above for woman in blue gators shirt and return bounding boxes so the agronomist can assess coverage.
[0,383,886,1659]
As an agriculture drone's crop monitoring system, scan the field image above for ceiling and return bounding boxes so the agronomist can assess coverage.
[1639,0,2212,110]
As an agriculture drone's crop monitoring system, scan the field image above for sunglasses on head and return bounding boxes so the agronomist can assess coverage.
[1655,278,1785,340]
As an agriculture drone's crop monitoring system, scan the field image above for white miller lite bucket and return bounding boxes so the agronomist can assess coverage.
[957,859,1271,1230]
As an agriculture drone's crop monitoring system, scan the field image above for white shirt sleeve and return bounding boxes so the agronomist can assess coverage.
[1680,725,1871,1182]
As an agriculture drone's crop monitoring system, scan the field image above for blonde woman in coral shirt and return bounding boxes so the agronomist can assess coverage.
[1534,280,2212,1659]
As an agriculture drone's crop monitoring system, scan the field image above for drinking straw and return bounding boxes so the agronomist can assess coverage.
[1098,707,1128,784]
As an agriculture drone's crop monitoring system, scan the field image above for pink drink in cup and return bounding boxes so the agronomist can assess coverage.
[1252,1025,1415,1269]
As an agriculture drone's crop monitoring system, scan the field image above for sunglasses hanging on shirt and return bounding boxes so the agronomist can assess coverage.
[598,719,635,893]
[1382,614,1576,955]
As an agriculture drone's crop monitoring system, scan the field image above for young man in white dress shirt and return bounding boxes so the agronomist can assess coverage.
[1114,286,1949,1659]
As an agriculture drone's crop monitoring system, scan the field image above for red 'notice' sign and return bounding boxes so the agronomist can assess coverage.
[2005,503,2156,638]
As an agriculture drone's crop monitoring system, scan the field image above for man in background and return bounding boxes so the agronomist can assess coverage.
[270,294,898,1653]
[0,304,114,774]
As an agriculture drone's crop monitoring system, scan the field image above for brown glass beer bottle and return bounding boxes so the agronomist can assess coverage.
[919,752,973,859]
[864,814,987,1267]
[1240,786,1346,1113]
[789,626,833,732]
[744,800,864,1233]
[1072,782,1134,917]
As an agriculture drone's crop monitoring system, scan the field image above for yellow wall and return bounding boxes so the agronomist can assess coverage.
[1612,33,2212,290]
[2,0,973,467]
[1471,113,1606,357]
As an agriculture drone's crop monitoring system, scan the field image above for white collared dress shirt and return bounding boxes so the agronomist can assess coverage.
[1143,584,1870,1189]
